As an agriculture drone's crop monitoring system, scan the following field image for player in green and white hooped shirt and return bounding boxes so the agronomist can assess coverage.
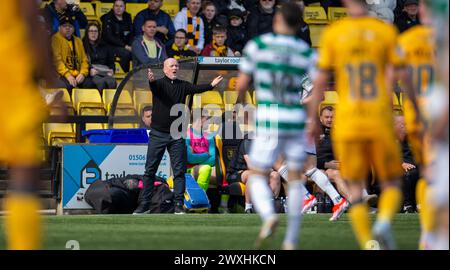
[236,2,316,250]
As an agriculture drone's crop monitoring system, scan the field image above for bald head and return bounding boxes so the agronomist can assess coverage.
[163,58,179,80]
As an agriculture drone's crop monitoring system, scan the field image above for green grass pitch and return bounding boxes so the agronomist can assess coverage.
[0,214,420,250]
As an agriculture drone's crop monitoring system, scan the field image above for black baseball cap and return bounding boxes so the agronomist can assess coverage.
[59,15,75,26]
[404,0,419,6]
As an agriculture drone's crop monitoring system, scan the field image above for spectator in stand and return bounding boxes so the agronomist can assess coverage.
[202,26,239,57]
[83,23,117,91]
[226,9,247,55]
[132,19,167,67]
[52,16,94,94]
[100,0,133,72]
[174,0,205,55]
[166,29,197,59]
[395,0,421,33]
[394,114,420,213]
[43,0,87,37]
[246,0,276,41]
[133,0,175,44]
[201,1,221,46]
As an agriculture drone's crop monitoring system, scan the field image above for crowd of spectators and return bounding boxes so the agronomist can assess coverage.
[39,0,423,93]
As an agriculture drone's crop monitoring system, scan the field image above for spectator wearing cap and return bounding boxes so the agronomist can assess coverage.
[201,26,238,57]
[51,16,94,94]
[201,1,221,46]
[173,0,205,55]
[100,0,133,72]
[132,18,167,67]
[395,0,421,33]
[226,9,247,54]
[133,0,175,44]
[43,0,88,37]
[246,0,276,41]
[166,29,197,59]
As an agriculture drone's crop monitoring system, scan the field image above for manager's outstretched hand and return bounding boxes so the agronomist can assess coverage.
[211,76,224,88]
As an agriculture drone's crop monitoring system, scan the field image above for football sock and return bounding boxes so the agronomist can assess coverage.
[196,165,212,192]
[306,168,342,205]
[416,178,436,234]
[245,203,253,211]
[284,181,306,245]
[348,202,372,249]
[248,174,275,222]
[377,186,403,223]
[277,165,288,180]
[4,193,42,250]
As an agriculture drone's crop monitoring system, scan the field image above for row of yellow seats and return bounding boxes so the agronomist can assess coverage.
[318,91,404,113]
[43,88,153,146]
[192,91,255,111]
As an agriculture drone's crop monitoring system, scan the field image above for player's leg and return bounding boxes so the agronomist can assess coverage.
[281,135,308,250]
[275,156,317,213]
[240,170,254,213]
[2,111,44,250]
[335,140,373,249]
[4,167,42,250]
[371,134,404,250]
[269,171,282,199]
[247,133,281,248]
[427,142,449,249]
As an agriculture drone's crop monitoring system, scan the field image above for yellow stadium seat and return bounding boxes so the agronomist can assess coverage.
[72,88,105,115]
[112,123,139,129]
[102,89,136,115]
[97,2,113,18]
[303,6,328,24]
[133,90,153,116]
[310,24,327,48]
[43,123,76,146]
[126,3,147,20]
[161,4,180,18]
[319,91,339,114]
[192,91,224,111]
[45,88,75,115]
[223,91,253,111]
[79,2,98,22]
[228,77,238,90]
[328,7,348,21]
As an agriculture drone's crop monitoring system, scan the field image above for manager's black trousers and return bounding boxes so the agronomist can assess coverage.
[142,129,187,206]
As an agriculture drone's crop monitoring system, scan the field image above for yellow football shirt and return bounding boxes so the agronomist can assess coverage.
[317,17,404,139]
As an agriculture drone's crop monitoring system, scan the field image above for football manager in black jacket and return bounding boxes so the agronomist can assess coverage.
[134,58,223,214]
